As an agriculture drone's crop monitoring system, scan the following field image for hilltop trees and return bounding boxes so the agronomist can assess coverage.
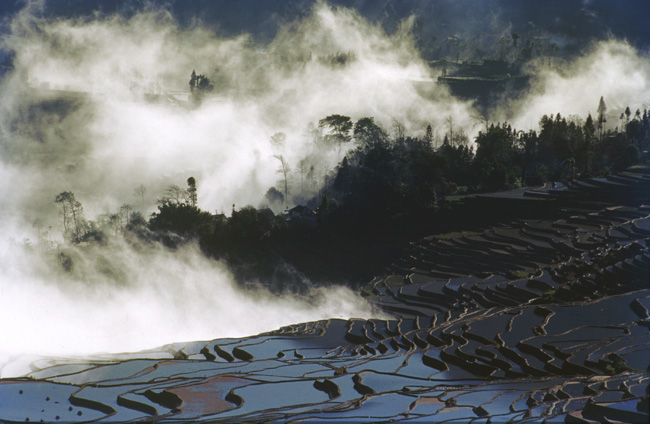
[319,115,352,158]
[55,191,86,241]
[473,124,521,191]
[353,117,388,149]
[316,103,647,234]
[149,201,214,240]
[323,117,450,231]
[187,177,197,207]
[189,70,214,103]
[597,96,607,140]
[47,103,648,258]
[274,155,290,208]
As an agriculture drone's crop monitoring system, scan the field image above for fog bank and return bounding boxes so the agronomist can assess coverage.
[1,2,649,362]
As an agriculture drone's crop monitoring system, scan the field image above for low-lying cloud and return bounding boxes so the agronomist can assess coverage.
[2,2,475,218]
[503,40,650,129]
[3,2,431,361]
[1,1,649,363]
[0,237,386,367]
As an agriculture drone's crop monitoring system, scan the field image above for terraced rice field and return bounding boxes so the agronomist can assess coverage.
[1,172,648,423]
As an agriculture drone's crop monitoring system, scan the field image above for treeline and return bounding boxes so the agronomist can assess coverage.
[315,100,649,234]
[46,101,649,271]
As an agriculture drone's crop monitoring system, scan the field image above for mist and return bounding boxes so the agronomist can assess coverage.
[2,2,476,219]
[504,40,650,130]
[1,1,649,362]
[0,235,387,365]
[4,2,438,360]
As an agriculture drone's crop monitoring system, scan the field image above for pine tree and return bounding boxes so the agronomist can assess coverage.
[597,96,607,140]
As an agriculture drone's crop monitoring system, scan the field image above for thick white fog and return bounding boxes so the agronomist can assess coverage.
[3,3,475,218]
[0,2,649,361]
[505,40,650,130]
[3,3,433,361]
[0,238,382,365]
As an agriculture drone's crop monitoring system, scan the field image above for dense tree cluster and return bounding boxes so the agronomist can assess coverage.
[148,178,287,255]
[317,103,649,234]
[49,102,649,272]
[189,70,214,103]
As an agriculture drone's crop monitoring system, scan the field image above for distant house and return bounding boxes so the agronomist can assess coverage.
[286,205,317,229]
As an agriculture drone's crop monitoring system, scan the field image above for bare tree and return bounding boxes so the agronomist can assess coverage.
[298,158,309,193]
[472,110,490,132]
[391,119,406,143]
[119,204,133,228]
[55,191,85,240]
[444,115,454,143]
[134,184,146,211]
[274,155,290,208]
[451,128,469,147]
[159,185,189,205]
[55,192,72,231]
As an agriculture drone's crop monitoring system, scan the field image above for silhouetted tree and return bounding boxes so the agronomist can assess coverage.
[319,115,352,157]
[597,96,607,140]
[149,202,214,241]
[353,117,388,149]
[55,191,86,241]
[274,155,290,208]
[158,185,189,205]
[187,177,197,207]
[424,124,434,145]
[189,70,214,103]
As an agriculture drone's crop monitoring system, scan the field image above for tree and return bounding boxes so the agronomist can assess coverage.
[391,119,406,143]
[189,70,214,103]
[424,124,433,145]
[119,204,133,228]
[187,177,197,207]
[134,184,146,211]
[149,202,214,241]
[55,191,86,240]
[474,124,516,164]
[126,211,147,233]
[55,191,73,232]
[597,96,607,140]
[353,117,387,149]
[270,132,287,150]
[473,110,490,132]
[108,213,122,235]
[297,158,310,193]
[274,155,290,208]
[158,185,189,205]
[319,115,352,157]
[450,128,469,147]
[444,115,457,145]
[511,32,520,58]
